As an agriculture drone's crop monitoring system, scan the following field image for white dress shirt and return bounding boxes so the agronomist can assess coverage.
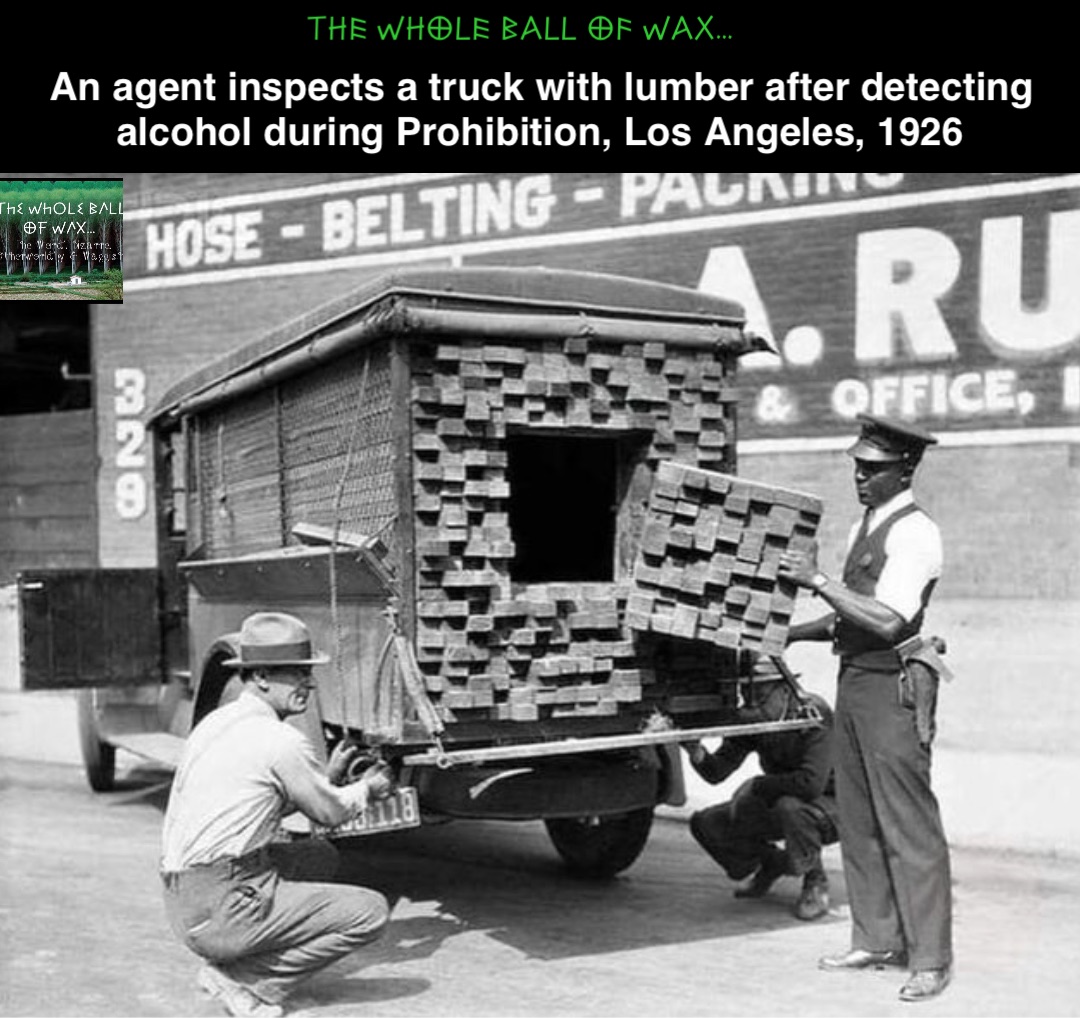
[161,689,360,870]
[845,489,943,622]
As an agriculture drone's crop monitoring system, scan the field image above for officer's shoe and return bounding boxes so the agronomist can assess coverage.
[733,847,787,899]
[899,967,951,1002]
[197,964,284,1018]
[793,875,830,921]
[818,948,908,971]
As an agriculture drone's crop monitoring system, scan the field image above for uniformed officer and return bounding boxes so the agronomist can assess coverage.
[778,414,953,1003]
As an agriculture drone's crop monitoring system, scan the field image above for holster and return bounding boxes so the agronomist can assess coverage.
[896,634,953,748]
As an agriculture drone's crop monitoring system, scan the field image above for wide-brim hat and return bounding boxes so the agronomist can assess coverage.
[224,611,330,669]
[846,413,938,463]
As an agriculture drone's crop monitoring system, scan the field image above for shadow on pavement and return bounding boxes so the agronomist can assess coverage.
[334,817,849,965]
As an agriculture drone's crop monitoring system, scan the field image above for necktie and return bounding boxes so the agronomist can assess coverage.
[853,509,872,548]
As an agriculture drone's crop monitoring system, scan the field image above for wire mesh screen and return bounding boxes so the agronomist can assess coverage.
[194,341,398,561]
[197,388,280,556]
[280,346,397,550]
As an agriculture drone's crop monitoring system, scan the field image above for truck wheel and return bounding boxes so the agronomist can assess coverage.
[76,690,116,792]
[544,807,654,878]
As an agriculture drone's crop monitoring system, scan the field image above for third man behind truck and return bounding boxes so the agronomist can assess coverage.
[683,656,838,923]
[779,413,954,1004]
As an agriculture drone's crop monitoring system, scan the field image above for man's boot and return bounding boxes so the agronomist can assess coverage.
[734,846,788,899]
[794,866,830,921]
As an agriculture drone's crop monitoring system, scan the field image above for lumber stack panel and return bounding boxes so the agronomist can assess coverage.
[409,334,745,727]
[628,462,822,656]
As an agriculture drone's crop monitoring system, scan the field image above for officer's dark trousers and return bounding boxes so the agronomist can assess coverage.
[162,839,388,1005]
[835,664,952,970]
[690,786,837,882]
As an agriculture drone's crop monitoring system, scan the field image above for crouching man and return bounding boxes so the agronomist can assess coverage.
[683,661,838,921]
[161,612,393,1017]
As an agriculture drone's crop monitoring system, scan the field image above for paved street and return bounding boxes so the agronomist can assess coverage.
[2,755,1079,1018]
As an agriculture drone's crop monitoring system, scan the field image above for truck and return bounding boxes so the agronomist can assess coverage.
[17,266,823,877]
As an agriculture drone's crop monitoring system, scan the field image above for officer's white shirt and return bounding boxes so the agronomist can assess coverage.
[845,489,943,623]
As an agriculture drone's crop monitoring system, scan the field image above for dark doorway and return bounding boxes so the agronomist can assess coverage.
[506,432,622,583]
[0,305,91,414]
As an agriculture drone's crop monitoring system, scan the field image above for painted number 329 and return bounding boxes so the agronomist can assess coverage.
[878,117,962,146]
[114,368,148,519]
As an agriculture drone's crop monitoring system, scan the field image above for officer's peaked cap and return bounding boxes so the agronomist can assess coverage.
[847,413,938,464]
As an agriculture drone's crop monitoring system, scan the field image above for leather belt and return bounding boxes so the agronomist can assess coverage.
[161,844,271,890]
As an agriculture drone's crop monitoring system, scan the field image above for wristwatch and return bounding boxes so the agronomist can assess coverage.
[810,572,829,592]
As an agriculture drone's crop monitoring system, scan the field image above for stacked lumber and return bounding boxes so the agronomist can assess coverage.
[627,462,822,656]
[415,581,651,722]
[408,335,744,724]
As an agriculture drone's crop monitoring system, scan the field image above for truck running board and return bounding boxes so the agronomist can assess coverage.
[106,732,186,770]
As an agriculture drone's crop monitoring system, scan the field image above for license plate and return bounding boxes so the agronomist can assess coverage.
[316,786,421,838]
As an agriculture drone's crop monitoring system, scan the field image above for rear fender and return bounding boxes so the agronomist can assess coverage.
[192,634,242,724]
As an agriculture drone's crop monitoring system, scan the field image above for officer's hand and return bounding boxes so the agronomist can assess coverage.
[327,741,360,786]
[778,540,820,588]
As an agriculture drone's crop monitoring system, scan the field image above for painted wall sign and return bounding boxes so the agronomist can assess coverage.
[494,187,1080,439]
[128,173,1074,279]
[100,172,1078,566]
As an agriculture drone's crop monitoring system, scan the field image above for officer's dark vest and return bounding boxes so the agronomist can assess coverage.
[834,502,936,671]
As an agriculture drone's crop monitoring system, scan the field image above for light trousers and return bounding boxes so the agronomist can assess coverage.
[163,839,388,1005]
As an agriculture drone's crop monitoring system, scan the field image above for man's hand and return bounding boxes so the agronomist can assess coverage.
[327,740,361,786]
[682,739,707,767]
[778,540,820,588]
[338,758,395,821]
[362,761,395,801]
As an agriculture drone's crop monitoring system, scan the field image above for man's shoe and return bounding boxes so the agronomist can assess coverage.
[818,948,908,971]
[793,879,829,921]
[733,848,787,899]
[899,968,951,1002]
[197,964,285,1018]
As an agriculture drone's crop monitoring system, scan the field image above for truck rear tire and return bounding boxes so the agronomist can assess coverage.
[544,807,654,878]
[76,690,116,792]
